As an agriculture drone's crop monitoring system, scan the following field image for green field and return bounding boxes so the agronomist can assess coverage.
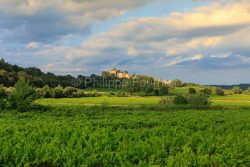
[36,94,250,107]
[1,94,250,166]
[0,107,249,166]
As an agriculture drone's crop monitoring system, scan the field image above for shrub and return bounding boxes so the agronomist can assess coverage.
[63,87,78,97]
[185,93,210,106]
[188,88,196,94]
[55,85,64,98]
[0,84,7,110]
[145,87,153,95]
[72,90,85,98]
[154,89,160,96]
[173,95,187,105]
[159,96,174,105]
[9,79,36,112]
[108,92,116,97]
[159,86,169,96]
[232,86,242,94]
[200,88,212,95]
[117,92,127,97]
[215,87,224,96]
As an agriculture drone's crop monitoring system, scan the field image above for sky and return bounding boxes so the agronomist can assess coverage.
[0,0,250,85]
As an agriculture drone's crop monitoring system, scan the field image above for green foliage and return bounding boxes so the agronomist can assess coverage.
[0,84,7,110]
[185,93,210,106]
[215,87,224,96]
[232,86,243,94]
[173,95,187,105]
[63,87,78,97]
[200,88,212,95]
[116,92,127,97]
[0,107,249,166]
[43,85,56,98]
[159,96,174,105]
[159,86,168,95]
[153,89,160,96]
[188,88,196,94]
[72,90,85,98]
[161,93,210,106]
[54,85,64,98]
[0,84,7,98]
[9,79,36,112]
[171,79,183,87]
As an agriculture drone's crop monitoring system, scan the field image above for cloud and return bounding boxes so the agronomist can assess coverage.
[2,0,250,84]
[26,42,40,49]
[0,0,153,43]
[62,1,250,66]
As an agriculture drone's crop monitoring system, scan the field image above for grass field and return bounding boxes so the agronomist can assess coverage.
[36,94,250,107]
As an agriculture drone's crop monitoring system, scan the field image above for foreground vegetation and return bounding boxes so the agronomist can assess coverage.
[0,106,249,167]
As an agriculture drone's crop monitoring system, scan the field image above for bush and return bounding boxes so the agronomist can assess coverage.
[55,85,64,98]
[188,88,196,94]
[108,92,116,97]
[215,87,224,96]
[159,86,168,96]
[72,90,85,98]
[63,87,78,97]
[36,85,55,98]
[159,97,174,105]
[200,88,212,95]
[232,86,242,94]
[117,92,127,97]
[185,93,210,106]
[145,87,153,95]
[173,95,187,105]
[0,84,7,98]
[9,79,36,112]
[154,89,160,96]
[0,84,7,110]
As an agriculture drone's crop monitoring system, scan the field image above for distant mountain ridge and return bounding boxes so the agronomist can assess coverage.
[211,84,250,90]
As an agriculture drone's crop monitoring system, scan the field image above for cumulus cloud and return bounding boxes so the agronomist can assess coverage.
[1,0,250,84]
[61,1,250,66]
[0,0,154,43]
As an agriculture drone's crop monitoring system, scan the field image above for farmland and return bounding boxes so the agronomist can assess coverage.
[0,93,249,166]
[0,106,249,166]
[36,94,250,107]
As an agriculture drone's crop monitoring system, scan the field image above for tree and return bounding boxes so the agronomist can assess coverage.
[159,86,169,96]
[154,89,160,96]
[63,87,78,97]
[0,84,7,110]
[38,85,55,98]
[215,87,224,96]
[232,86,242,94]
[247,87,250,94]
[145,86,154,95]
[55,85,64,98]
[173,95,187,105]
[171,79,183,87]
[200,88,212,95]
[9,79,36,112]
[188,88,196,94]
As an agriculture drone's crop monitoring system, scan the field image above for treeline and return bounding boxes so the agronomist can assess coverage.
[0,59,75,87]
[0,59,172,93]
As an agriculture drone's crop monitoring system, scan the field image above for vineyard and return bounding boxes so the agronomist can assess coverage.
[0,105,249,166]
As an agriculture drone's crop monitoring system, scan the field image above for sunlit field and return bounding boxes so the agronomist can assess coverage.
[36,94,250,107]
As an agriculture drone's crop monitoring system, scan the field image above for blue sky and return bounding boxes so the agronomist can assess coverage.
[0,0,250,84]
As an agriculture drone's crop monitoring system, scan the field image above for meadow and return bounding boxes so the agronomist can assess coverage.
[36,94,250,107]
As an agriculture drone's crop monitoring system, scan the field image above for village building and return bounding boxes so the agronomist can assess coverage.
[106,68,130,79]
